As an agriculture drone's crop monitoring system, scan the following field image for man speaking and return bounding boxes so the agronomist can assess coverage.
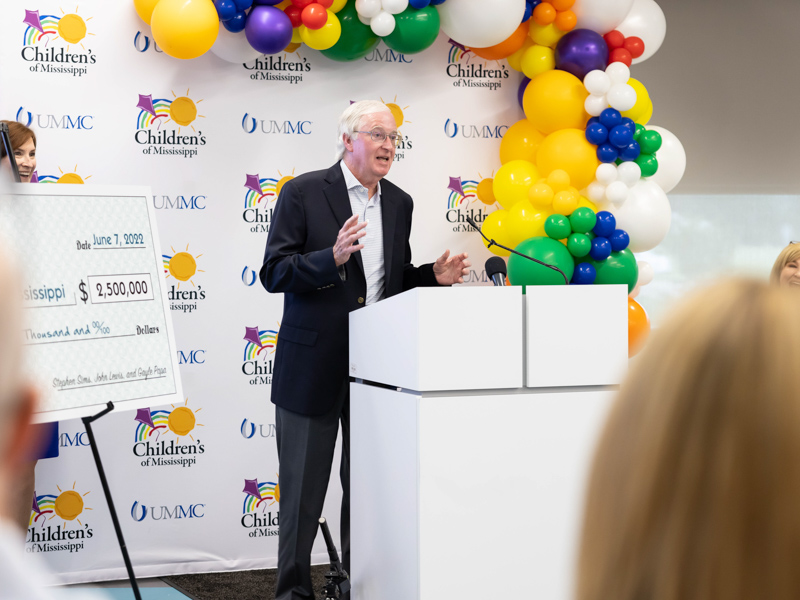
[260,100,470,600]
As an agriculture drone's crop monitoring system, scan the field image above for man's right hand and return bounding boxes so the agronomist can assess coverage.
[333,214,368,266]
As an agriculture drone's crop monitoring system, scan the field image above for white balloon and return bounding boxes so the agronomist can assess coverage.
[584,94,608,117]
[629,284,640,298]
[381,0,408,15]
[617,0,666,64]
[605,180,629,204]
[646,125,686,193]
[573,0,634,35]
[596,163,618,185]
[637,260,654,286]
[210,26,262,64]
[358,13,371,26]
[370,11,396,36]
[583,70,610,95]
[437,0,526,47]
[605,62,630,85]
[607,83,636,111]
[616,161,641,185]
[356,0,382,19]
[613,179,671,253]
[586,181,606,203]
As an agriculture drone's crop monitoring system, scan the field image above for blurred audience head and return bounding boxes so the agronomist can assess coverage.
[577,278,800,600]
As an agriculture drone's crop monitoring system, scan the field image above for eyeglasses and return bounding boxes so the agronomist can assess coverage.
[355,129,401,147]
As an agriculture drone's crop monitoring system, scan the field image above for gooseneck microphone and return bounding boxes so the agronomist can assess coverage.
[466,216,569,285]
[486,256,507,286]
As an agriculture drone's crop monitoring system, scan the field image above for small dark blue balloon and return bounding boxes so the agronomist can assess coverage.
[518,77,530,110]
[430,0,447,5]
[234,0,253,9]
[589,237,612,261]
[609,229,630,252]
[572,262,597,284]
[223,10,247,31]
[409,0,431,8]
[585,122,608,145]
[596,143,619,163]
[593,211,617,238]
[216,0,237,20]
[599,108,622,130]
[522,2,533,22]
[620,117,635,130]
[530,0,542,7]
[608,124,634,149]
[587,116,600,127]
[619,140,641,161]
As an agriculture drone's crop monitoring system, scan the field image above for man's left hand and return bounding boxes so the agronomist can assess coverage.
[433,250,471,285]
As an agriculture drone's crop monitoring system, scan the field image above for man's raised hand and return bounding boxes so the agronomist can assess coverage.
[333,214,368,266]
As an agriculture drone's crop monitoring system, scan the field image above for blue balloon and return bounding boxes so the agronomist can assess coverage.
[216,0,237,21]
[234,0,253,9]
[596,143,619,163]
[244,6,292,53]
[619,140,641,161]
[430,0,447,4]
[620,117,635,130]
[609,229,630,252]
[253,0,282,4]
[587,116,600,127]
[593,211,617,238]
[585,122,608,145]
[224,10,247,31]
[530,0,542,7]
[409,0,431,8]
[554,29,609,81]
[518,77,530,110]
[522,2,533,21]
[608,124,634,149]
[572,262,597,284]
[589,237,612,261]
[599,108,622,130]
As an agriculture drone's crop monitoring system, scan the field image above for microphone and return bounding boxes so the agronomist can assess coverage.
[465,216,569,285]
[486,256,507,286]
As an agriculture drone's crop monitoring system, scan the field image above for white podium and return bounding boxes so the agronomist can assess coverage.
[349,285,627,600]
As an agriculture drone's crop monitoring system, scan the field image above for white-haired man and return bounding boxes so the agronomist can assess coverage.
[261,100,470,599]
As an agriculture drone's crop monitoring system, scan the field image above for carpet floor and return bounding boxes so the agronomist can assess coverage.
[163,565,331,600]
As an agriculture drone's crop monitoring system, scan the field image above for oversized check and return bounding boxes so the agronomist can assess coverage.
[0,184,183,421]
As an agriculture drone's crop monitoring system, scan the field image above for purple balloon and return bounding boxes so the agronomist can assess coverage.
[554,29,608,81]
[245,6,293,55]
[517,77,530,110]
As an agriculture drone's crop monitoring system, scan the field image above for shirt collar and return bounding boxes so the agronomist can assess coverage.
[340,160,381,202]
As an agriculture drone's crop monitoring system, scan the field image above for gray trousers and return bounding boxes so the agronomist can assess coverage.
[275,381,350,600]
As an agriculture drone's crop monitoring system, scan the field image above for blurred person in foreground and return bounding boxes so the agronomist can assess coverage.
[576,278,800,600]
[771,242,800,287]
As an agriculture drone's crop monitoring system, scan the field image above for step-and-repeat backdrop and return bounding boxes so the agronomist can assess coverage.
[0,2,519,583]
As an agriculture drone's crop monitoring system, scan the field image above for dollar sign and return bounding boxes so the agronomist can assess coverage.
[78,280,88,304]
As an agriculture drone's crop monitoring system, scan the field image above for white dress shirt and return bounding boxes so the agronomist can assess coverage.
[340,161,385,306]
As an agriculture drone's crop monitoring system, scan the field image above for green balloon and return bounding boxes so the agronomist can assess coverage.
[638,130,663,154]
[635,153,659,177]
[508,237,574,286]
[383,5,440,55]
[567,233,591,257]
[633,123,645,141]
[590,248,638,293]
[320,1,379,62]
[569,207,596,234]
[544,214,571,240]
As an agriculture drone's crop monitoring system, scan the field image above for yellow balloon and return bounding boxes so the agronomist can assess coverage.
[499,119,545,164]
[577,196,598,212]
[477,178,496,205]
[299,10,341,50]
[492,160,540,210]
[552,189,579,215]
[508,201,550,247]
[481,210,512,257]
[529,23,565,48]
[151,0,218,60]
[291,27,302,44]
[621,78,652,123]
[536,129,599,190]
[330,0,348,12]
[520,44,555,80]
[523,70,589,135]
[636,98,653,125]
[507,38,534,72]
[276,0,292,8]
[528,181,554,207]
[546,169,571,193]
[134,0,161,25]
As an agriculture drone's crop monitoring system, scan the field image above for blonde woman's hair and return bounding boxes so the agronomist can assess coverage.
[770,243,800,284]
[576,278,800,600]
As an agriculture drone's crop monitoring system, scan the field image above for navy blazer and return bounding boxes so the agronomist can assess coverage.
[260,163,438,416]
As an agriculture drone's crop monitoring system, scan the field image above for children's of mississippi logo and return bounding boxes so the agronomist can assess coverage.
[241,477,280,537]
[27,482,94,553]
[382,96,413,161]
[243,48,310,84]
[242,325,278,385]
[21,8,96,76]
[445,175,497,232]
[445,40,509,91]
[133,401,205,467]
[163,244,205,313]
[135,91,207,158]
[243,170,294,233]
[35,164,91,184]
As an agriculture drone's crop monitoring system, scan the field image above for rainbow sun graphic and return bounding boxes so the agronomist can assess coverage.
[136,90,205,133]
[242,476,280,513]
[29,482,93,528]
[244,170,295,208]
[163,244,204,289]
[381,96,410,136]
[243,325,279,360]
[446,177,480,209]
[447,40,473,64]
[134,399,204,444]
[23,7,95,50]
[37,164,91,184]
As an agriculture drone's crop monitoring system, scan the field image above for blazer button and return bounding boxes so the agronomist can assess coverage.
[358,297,364,304]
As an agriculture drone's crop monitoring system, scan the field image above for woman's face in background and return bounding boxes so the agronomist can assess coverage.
[779,257,800,287]
[3,137,36,183]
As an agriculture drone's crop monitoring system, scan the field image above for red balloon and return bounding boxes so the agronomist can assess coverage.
[603,30,624,50]
[609,47,632,67]
[623,36,645,59]
[317,0,334,6]
[292,0,314,8]
[284,4,302,27]
[301,3,327,29]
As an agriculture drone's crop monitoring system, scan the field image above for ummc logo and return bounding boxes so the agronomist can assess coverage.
[130,500,205,522]
[17,107,93,130]
[60,431,90,447]
[133,31,162,53]
[444,119,508,139]
[242,267,257,286]
[364,48,412,63]
[153,195,206,210]
[178,349,205,365]
[241,419,277,439]
[241,114,312,135]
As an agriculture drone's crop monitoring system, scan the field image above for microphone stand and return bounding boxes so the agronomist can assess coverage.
[466,216,569,285]
[0,123,22,183]
[318,517,351,599]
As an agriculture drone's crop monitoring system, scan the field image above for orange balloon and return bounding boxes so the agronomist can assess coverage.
[550,0,574,10]
[499,119,545,164]
[471,21,530,60]
[628,298,651,357]
[533,2,556,26]
[522,69,588,134]
[554,10,576,31]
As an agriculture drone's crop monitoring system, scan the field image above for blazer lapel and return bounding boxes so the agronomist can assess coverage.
[323,164,364,276]
[381,189,397,287]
